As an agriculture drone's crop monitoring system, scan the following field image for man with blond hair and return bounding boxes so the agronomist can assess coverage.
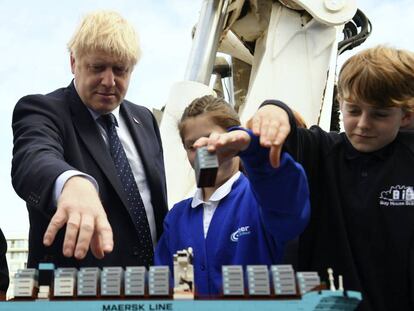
[12,11,167,268]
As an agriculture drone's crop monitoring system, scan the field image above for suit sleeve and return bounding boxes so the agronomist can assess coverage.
[0,229,9,294]
[237,128,311,244]
[11,95,77,216]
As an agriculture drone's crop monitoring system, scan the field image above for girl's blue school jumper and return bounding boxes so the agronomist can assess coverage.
[155,130,310,296]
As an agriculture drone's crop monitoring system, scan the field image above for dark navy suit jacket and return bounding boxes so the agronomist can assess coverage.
[11,82,168,268]
[0,229,8,294]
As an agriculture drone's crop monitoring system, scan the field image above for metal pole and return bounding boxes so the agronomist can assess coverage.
[184,0,230,84]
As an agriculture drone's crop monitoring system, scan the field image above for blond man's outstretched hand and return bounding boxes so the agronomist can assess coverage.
[43,176,113,260]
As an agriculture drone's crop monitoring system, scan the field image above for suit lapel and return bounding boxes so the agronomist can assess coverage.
[67,85,130,209]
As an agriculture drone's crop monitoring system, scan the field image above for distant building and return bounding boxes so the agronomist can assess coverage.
[6,236,28,299]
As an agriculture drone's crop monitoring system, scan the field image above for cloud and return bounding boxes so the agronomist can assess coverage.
[338,0,414,63]
[361,0,414,50]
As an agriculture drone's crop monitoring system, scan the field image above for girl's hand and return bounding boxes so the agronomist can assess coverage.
[193,130,250,164]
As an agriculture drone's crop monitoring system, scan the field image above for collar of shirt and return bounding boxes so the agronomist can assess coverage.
[86,106,121,123]
[344,135,393,161]
[191,171,241,208]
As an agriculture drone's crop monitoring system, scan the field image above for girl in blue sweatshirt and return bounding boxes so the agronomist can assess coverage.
[155,95,310,296]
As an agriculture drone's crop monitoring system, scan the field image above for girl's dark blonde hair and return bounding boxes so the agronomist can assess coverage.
[178,95,241,141]
[337,45,414,112]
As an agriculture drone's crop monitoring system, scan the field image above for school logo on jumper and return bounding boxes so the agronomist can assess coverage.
[230,226,251,242]
[379,185,414,206]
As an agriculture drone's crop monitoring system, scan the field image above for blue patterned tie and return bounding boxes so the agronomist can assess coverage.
[102,113,153,266]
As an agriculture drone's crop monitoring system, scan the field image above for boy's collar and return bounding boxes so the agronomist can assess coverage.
[344,136,394,161]
[397,130,414,153]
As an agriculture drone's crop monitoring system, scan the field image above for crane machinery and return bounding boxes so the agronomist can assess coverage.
[159,0,371,206]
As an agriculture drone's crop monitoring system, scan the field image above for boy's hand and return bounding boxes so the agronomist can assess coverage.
[193,130,251,164]
[247,105,291,168]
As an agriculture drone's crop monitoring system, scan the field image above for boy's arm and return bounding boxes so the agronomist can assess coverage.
[248,100,337,185]
[238,129,310,243]
[247,100,298,167]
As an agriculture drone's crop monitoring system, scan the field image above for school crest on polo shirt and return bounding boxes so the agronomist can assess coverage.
[230,226,251,242]
[379,185,414,207]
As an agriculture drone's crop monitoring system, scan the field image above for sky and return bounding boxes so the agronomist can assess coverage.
[0,0,413,238]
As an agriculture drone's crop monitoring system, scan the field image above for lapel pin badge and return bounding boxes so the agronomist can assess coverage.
[133,117,141,125]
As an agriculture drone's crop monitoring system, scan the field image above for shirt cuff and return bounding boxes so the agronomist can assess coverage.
[53,170,99,206]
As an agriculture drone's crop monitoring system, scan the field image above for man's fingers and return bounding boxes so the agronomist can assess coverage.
[91,215,114,258]
[62,213,81,257]
[74,215,95,259]
[90,232,104,259]
[269,144,283,168]
[48,177,113,260]
[97,215,114,253]
[43,209,68,246]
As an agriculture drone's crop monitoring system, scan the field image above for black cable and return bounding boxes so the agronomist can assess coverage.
[338,9,372,55]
